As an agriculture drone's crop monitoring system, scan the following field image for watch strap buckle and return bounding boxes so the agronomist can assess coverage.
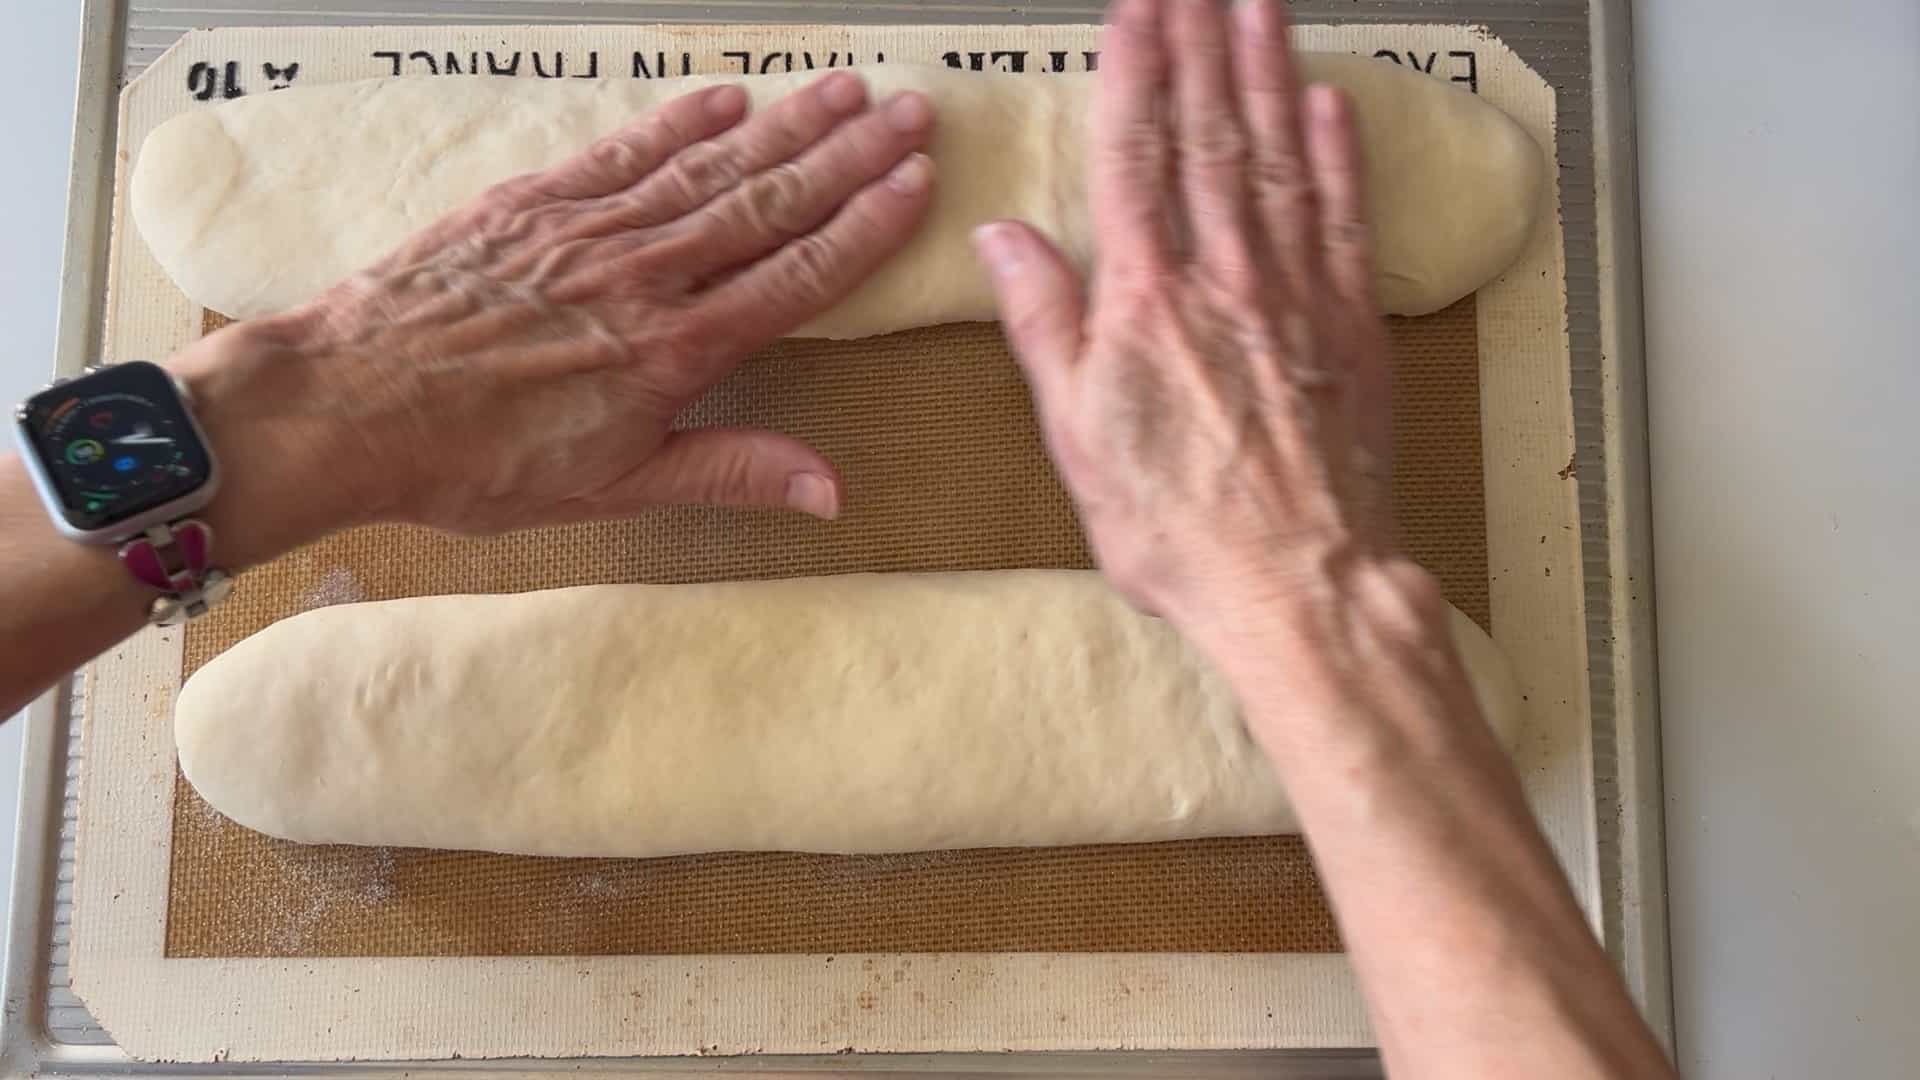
[119,520,234,626]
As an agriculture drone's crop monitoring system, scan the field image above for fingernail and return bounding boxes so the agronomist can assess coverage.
[819,71,866,112]
[707,85,748,118]
[971,222,1024,274]
[886,152,933,195]
[785,473,839,520]
[885,91,933,133]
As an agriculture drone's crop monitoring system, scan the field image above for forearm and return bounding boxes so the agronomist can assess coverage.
[0,321,358,717]
[0,460,155,715]
[1197,566,1672,1079]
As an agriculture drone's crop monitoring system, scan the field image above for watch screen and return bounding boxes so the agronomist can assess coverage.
[20,362,212,532]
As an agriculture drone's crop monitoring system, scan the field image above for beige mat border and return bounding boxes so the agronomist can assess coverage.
[71,22,1577,1062]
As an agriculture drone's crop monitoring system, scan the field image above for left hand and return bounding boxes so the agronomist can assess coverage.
[167,72,936,565]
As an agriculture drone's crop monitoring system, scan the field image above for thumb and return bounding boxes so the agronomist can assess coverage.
[971,221,1086,401]
[620,428,842,519]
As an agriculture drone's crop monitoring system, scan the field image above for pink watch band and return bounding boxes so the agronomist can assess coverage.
[117,519,233,625]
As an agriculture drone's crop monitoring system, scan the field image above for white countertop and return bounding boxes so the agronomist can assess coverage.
[0,2,81,930]
[4,2,1917,1075]
[1637,0,1920,1074]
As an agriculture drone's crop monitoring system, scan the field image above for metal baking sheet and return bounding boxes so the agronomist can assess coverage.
[0,0,1661,1074]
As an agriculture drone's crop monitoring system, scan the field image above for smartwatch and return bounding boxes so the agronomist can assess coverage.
[12,361,233,624]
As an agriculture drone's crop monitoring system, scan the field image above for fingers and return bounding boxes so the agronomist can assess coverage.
[696,153,935,348]
[619,428,842,519]
[1092,0,1175,268]
[1167,0,1257,277]
[1230,0,1320,280]
[1302,84,1375,309]
[534,85,749,202]
[661,90,934,276]
[1300,84,1391,518]
[972,221,1086,405]
[629,70,872,222]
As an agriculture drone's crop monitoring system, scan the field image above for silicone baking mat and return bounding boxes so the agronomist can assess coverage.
[164,303,1480,958]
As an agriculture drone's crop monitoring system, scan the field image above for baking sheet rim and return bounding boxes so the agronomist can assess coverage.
[0,8,1670,1070]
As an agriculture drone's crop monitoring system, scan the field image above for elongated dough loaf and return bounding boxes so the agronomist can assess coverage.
[133,59,1543,335]
[175,570,1522,857]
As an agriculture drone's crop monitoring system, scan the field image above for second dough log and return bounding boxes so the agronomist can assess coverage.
[174,570,1524,859]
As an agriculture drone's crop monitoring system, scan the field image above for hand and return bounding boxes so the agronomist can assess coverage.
[972,0,1401,640]
[171,71,934,559]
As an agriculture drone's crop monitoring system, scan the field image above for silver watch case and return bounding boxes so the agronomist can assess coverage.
[10,365,223,545]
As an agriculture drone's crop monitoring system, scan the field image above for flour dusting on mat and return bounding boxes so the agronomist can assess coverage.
[298,566,366,610]
[260,842,397,953]
[570,870,620,898]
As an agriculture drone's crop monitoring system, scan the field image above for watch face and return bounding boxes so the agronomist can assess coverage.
[19,362,212,533]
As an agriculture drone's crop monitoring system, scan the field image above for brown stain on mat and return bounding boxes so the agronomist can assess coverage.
[168,300,1480,958]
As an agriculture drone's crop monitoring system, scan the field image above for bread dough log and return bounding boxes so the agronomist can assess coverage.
[175,571,1523,857]
[133,59,1544,335]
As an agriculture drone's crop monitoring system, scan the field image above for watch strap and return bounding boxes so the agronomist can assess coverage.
[119,519,234,626]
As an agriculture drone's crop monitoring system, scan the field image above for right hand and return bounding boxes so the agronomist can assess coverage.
[168,72,935,565]
[972,0,1407,640]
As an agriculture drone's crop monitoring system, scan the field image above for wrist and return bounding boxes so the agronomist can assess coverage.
[163,316,380,568]
[1183,556,1466,752]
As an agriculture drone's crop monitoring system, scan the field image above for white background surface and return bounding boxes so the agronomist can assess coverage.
[1638,0,1920,1076]
[1,2,1916,1075]
[0,2,82,920]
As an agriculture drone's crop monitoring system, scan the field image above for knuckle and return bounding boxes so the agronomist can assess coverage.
[1323,220,1375,281]
[1324,217,1371,253]
[512,203,575,248]
[662,141,743,205]
[1121,119,1167,161]
[1186,118,1248,169]
[1202,258,1265,304]
[835,188,897,236]
[475,176,540,218]
[770,233,842,305]
[707,449,763,502]
[769,96,828,150]
[1251,149,1310,195]
[1110,139,1169,199]
[529,235,604,284]
[1260,177,1318,227]
[649,107,697,149]
[464,190,538,243]
[586,135,649,184]
[737,162,818,238]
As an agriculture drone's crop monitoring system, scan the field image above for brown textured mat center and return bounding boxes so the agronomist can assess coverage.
[169,300,1482,957]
